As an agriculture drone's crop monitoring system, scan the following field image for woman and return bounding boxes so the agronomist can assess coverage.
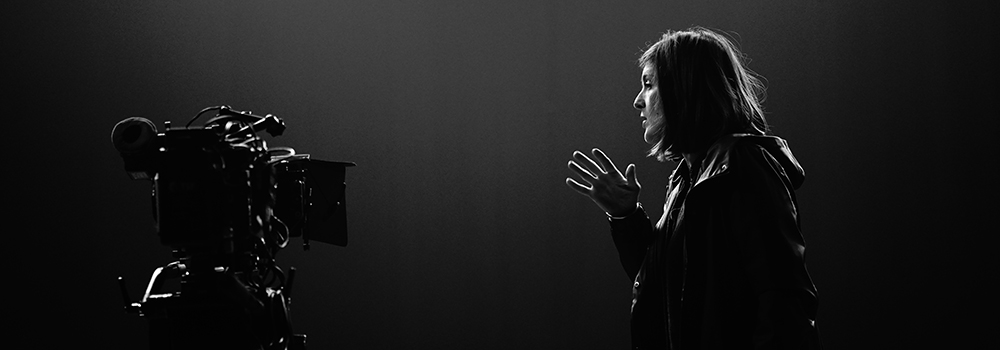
[566,27,821,349]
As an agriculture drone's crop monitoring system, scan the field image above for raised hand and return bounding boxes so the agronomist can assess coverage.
[565,148,640,217]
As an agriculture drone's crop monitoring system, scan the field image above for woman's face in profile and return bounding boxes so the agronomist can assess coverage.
[634,64,663,145]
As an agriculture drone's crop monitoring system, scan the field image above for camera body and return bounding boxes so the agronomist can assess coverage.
[113,106,353,350]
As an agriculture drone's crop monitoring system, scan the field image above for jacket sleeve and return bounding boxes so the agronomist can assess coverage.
[608,205,654,280]
[729,146,821,349]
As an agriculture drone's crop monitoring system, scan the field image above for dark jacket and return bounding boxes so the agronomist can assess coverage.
[610,134,821,349]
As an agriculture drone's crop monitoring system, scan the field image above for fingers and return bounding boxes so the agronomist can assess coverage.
[625,163,639,187]
[568,160,597,181]
[565,178,591,195]
[572,150,605,175]
[591,148,621,176]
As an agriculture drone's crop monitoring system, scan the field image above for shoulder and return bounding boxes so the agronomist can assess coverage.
[695,134,805,190]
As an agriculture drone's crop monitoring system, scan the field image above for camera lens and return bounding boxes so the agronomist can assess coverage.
[112,117,157,154]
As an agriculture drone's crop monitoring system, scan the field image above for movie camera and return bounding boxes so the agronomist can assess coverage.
[112,106,354,349]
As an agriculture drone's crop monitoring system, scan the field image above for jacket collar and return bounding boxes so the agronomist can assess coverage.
[678,133,805,189]
[672,134,740,189]
[691,134,740,187]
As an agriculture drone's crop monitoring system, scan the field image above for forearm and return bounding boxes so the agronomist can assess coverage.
[608,203,653,279]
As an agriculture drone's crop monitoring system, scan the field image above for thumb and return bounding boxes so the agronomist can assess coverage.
[625,164,639,186]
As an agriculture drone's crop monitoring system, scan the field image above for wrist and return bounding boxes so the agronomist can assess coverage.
[607,202,641,219]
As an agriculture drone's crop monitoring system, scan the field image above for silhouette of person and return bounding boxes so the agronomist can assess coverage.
[566,27,821,349]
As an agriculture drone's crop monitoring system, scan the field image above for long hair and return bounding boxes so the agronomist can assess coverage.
[638,27,769,162]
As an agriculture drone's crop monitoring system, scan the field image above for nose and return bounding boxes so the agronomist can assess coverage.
[633,93,645,110]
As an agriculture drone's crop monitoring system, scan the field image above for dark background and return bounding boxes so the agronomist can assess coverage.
[5,0,997,349]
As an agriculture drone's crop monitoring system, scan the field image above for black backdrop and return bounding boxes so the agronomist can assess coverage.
[6,0,997,349]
